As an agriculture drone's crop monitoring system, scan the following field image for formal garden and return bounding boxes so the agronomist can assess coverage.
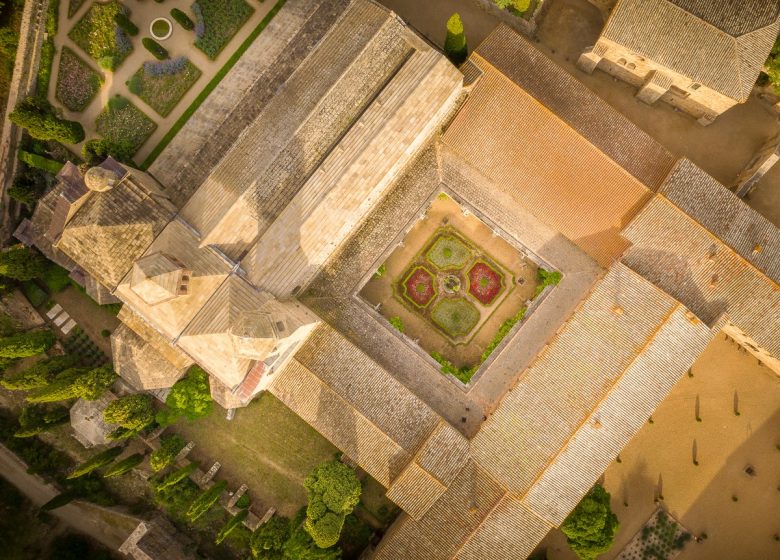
[360,194,561,383]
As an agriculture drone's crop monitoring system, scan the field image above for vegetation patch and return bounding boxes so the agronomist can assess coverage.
[431,297,480,339]
[55,46,103,112]
[129,57,202,117]
[467,261,504,305]
[95,95,157,154]
[68,0,134,71]
[401,266,436,308]
[426,233,471,269]
[192,0,255,59]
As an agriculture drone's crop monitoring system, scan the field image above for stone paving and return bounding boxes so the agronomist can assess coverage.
[48,0,278,163]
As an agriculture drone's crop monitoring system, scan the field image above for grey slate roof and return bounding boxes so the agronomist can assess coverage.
[602,0,780,100]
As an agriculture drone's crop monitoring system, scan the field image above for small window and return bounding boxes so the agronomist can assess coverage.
[627,62,636,70]
[617,58,627,65]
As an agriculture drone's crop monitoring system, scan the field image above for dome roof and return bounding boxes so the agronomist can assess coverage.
[84,166,121,192]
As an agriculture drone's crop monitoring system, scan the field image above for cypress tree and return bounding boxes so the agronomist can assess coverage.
[9,96,85,144]
[0,245,47,280]
[0,330,55,358]
[444,13,468,65]
[1,355,78,390]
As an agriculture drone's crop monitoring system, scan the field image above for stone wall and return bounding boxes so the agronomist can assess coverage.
[0,0,50,243]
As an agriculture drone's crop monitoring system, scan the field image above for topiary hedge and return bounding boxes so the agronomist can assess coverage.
[170,8,194,30]
[142,37,169,60]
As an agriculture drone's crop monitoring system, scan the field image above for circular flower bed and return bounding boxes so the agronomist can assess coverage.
[150,17,172,40]
[442,274,461,294]
[402,266,436,307]
[468,261,503,305]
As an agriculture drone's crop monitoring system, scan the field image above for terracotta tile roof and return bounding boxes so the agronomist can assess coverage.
[442,60,652,267]
[602,0,780,100]
[474,25,675,189]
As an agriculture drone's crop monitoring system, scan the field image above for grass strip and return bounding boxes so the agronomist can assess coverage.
[140,0,286,170]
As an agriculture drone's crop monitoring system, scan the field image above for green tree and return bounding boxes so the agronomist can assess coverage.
[159,366,212,423]
[26,366,114,403]
[561,484,619,560]
[444,13,468,65]
[186,480,227,522]
[149,433,186,472]
[0,330,54,358]
[102,453,144,477]
[493,0,532,13]
[66,446,124,479]
[9,168,49,206]
[303,461,361,548]
[103,394,154,432]
[216,509,249,544]
[10,96,85,144]
[0,245,47,280]
[0,27,17,58]
[251,515,289,560]
[155,461,198,491]
[1,354,78,390]
[81,138,135,166]
[283,524,341,560]
[14,403,69,437]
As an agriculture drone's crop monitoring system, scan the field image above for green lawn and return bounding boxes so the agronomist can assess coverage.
[192,0,255,59]
[129,58,202,117]
[169,392,338,516]
[68,0,134,71]
[95,96,157,153]
[55,47,103,112]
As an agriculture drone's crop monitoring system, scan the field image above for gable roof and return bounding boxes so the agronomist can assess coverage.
[602,0,780,100]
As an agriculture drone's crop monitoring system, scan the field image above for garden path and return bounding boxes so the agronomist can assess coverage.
[47,0,277,163]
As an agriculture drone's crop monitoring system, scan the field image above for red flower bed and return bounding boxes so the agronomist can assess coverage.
[468,262,503,305]
[403,266,436,307]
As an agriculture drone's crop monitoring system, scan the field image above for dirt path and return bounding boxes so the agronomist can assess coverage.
[0,442,137,551]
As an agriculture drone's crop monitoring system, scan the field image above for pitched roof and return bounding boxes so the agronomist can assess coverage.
[111,324,189,391]
[56,173,175,289]
[602,0,780,100]
[70,393,118,448]
[442,58,652,267]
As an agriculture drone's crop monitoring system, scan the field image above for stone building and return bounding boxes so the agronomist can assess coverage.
[20,0,780,558]
[578,0,780,124]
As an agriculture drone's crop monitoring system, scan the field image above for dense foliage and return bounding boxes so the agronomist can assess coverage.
[103,393,154,434]
[10,96,85,143]
[251,514,289,559]
[95,95,157,154]
[113,12,138,36]
[171,7,194,30]
[535,268,563,296]
[14,403,69,437]
[303,460,361,548]
[0,244,47,280]
[0,330,54,358]
[142,37,168,60]
[55,46,103,112]
[159,365,212,424]
[493,0,532,13]
[444,13,467,65]
[1,354,77,390]
[68,0,133,71]
[192,0,254,59]
[186,479,227,521]
[150,433,186,472]
[155,461,199,491]
[27,365,115,403]
[66,445,124,479]
[561,484,619,560]
[216,509,249,544]
[18,149,64,173]
[81,138,135,166]
[102,452,144,477]
[763,37,780,93]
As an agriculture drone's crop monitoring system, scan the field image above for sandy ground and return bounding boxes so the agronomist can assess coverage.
[539,333,780,560]
[360,195,537,367]
[51,0,277,162]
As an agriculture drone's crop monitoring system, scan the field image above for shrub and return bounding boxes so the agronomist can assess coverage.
[9,169,48,206]
[42,263,71,293]
[82,138,135,166]
[493,0,532,14]
[103,453,144,477]
[216,509,248,544]
[14,404,69,437]
[0,330,55,359]
[535,268,562,297]
[107,94,129,110]
[127,73,142,95]
[171,8,194,30]
[113,12,138,36]
[155,461,198,491]
[192,0,255,60]
[10,96,85,144]
[389,316,404,333]
[1,354,78,390]
[251,514,289,558]
[303,461,361,548]
[0,244,47,280]
[235,493,250,509]
[150,433,186,472]
[67,446,124,479]
[159,366,212,423]
[444,13,467,65]
[103,394,155,432]
[18,150,63,174]
[142,37,169,60]
[186,480,227,521]
[26,366,115,403]
[561,484,619,560]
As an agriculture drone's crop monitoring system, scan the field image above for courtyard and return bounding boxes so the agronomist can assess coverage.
[359,193,558,382]
[48,0,281,163]
[539,333,780,560]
